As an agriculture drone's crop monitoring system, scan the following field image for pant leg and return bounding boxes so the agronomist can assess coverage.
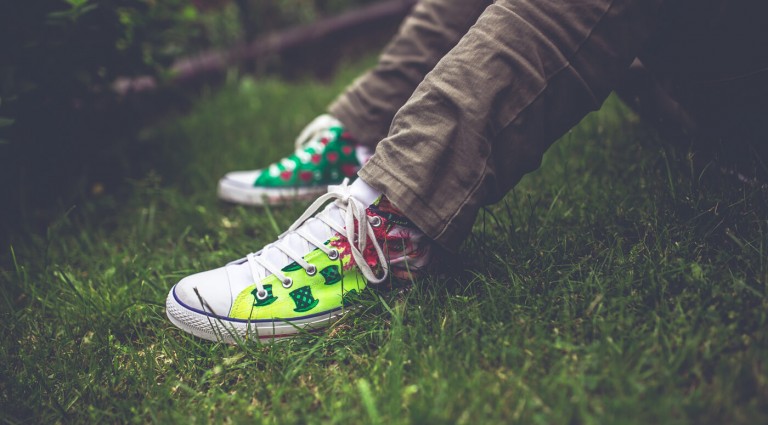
[359,0,667,250]
[328,0,492,147]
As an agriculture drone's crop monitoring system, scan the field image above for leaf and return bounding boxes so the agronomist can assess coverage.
[0,117,15,128]
[181,5,198,21]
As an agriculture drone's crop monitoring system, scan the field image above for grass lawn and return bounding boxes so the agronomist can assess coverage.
[2,59,767,424]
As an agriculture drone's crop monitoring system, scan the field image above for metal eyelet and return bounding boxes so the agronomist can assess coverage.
[256,289,268,300]
[305,265,317,276]
[370,216,383,228]
[327,249,339,260]
[282,277,293,289]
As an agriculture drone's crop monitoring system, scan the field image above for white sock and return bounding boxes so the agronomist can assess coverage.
[350,176,381,206]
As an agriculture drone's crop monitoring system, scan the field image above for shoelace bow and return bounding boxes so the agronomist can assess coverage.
[247,179,388,302]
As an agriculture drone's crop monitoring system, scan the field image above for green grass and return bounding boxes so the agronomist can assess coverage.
[2,58,768,424]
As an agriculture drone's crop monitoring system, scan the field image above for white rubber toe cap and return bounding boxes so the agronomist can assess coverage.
[171,267,234,318]
[221,170,262,187]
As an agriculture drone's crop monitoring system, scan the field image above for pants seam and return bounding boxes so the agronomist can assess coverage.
[430,0,617,242]
[492,0,615,132]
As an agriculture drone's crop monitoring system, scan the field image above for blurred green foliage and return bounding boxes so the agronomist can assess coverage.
[0,0,199,121]
[237,0,380,37]
[0,0,387,239]
[0,0,209,236]
[0,0,382,148]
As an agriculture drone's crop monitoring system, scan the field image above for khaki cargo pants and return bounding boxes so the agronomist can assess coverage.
[328,0,768,250]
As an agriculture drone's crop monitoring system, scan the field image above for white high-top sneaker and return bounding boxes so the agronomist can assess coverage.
[168,179,431,343]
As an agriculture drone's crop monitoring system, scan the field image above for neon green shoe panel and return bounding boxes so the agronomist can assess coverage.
[229,245,367,320]
[253,127,360,188]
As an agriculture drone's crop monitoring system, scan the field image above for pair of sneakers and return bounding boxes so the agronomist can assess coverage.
[166,116,431,343]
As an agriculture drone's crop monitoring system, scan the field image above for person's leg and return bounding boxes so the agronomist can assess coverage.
[168,0,673,343]
[329,0,492,147]
[360,0,667,250]
[218,0,492,206]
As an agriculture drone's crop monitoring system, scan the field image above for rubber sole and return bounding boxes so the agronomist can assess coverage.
[165,284,349,344]
[217,177,331,206]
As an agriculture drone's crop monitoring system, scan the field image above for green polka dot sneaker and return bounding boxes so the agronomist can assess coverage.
[218,115,373,206]
[167,179,432,343]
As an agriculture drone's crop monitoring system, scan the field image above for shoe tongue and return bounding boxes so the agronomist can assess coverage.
[252,201,347,279]
[232,180,381,286]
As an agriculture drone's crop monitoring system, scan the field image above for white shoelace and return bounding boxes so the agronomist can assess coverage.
[247,179,388,302]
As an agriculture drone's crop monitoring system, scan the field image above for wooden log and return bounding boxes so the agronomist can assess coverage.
[115,0,416,95]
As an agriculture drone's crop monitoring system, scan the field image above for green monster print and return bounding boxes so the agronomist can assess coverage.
[320,265,341,285]
[281,262,303,272]
[251,284,277,307]
[289,286,320,313]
